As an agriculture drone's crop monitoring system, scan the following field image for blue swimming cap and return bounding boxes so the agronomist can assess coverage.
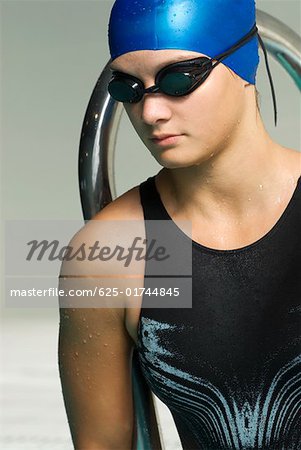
[108,0,260,85]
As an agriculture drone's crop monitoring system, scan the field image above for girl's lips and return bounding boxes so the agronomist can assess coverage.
[151,135,183,146]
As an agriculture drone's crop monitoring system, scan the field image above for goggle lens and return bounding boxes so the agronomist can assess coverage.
[108,78,142,103]
[158,72,193,96]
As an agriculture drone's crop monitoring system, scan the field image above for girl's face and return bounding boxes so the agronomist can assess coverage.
[109,49,252,169]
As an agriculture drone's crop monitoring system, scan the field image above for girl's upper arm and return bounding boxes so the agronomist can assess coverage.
[58,217,137,449]
[58,304,135,449]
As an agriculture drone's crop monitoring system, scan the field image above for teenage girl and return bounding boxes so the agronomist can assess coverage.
[58,1,301,448]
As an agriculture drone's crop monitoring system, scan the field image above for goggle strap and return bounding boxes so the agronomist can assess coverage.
[214,24,277,127]
[257,33,278,127]
[214,25,258,63]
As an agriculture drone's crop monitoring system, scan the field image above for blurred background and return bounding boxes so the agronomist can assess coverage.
[1,0,300,448]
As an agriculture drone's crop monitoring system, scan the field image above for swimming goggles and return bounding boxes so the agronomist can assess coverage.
[108,24,277,126]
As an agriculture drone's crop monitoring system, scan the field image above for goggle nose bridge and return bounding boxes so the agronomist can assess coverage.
[143,84,161,95]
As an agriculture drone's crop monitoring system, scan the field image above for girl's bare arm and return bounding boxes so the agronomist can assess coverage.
[58,212,140,449]
[58,303,135,450]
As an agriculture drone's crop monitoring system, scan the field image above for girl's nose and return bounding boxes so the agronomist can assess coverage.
[140,94,172,125]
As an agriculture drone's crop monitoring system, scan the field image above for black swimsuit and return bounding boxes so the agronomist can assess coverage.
[136,175,301,450]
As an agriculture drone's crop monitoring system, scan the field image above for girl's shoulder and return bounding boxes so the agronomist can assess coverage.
[92,184,143,222]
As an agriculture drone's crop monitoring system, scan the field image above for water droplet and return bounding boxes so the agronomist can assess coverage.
[75,351,79,357]
[96,332,100,337]
[72,309,75,312]
[76,372,79,376]
[97,352,100,356]
[82,318,86,322]
[89,334,93,339]
[103,343,108,347]
[83,339,87,344]
[248,197,251,202]
[87,376,90,381]
[86,325,89,329]
[259,184,263,190]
